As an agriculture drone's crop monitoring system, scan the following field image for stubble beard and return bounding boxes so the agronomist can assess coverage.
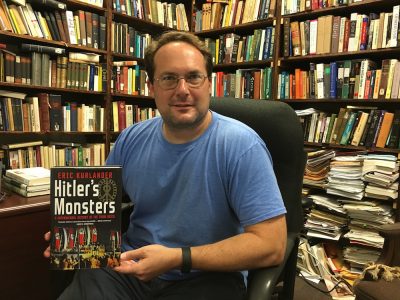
[162,108,209,130]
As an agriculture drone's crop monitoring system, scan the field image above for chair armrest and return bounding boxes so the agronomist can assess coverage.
[246,233,297,300]
[379,223,400,239]
[378,223,400,267]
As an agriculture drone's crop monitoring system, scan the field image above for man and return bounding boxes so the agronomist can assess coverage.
[45,31,287,299]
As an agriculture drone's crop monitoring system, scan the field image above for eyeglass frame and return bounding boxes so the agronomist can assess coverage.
[154,73,210,90]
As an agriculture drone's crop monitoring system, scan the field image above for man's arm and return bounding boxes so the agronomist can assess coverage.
[191,214,287,271]
[115,214,287,281]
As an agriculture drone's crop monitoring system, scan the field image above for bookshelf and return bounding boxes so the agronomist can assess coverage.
[274,0,400,293]
[0,0,399,296]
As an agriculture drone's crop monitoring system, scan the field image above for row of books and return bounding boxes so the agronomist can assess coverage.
[277,59,400,100]
[194,0,276,32]
[2,166,50,197]
[111,62,148,96]
[113,0,189,31]
[204,28,275,65]
[1,49,106,92]
[211,68,273,99]
[298,107,400,149]
[0,92,104,133]
[282,0,370,16]
[111,101,159,132]
[110,23,151,57]
[284,7,400,57]
[0,1,106,49]
[2,141,106,170]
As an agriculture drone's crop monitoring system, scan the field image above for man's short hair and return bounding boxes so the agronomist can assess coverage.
[144,31,213,83]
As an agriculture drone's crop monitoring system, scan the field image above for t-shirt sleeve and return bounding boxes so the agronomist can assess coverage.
[227,142,287,227]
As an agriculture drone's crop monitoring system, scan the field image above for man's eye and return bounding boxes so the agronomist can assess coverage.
[188,74,202,80]
[162,75,177,81]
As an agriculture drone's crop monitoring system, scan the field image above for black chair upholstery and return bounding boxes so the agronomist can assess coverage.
[210,97,306,300]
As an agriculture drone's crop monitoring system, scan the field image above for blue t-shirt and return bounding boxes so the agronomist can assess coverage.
[106,111,286,280]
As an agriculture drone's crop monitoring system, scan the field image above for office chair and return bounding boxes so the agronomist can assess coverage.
[353,222,400,300]
[210,97,306,300]
[52,98,306,300]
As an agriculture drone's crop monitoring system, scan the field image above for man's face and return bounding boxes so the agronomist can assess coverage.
[148,42,211,130]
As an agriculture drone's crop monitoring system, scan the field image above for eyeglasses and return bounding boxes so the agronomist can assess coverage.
[155,73,208,90]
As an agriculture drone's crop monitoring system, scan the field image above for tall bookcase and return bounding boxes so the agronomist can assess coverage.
[0,0,399,297]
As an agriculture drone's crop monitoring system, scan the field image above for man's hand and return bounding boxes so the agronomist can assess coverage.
[43,231,51,258]
[114,245,181,281]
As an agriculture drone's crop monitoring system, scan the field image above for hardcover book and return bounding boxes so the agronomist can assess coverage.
[49,166,122,270]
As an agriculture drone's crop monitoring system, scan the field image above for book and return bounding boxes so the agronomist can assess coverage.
[5,166,50,185]
[21,43,65,55]
[2,180,50,197]
[2,174,50,191]
[49,166,122,270]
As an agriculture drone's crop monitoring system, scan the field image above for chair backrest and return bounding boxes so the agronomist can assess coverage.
[210,97,306,235]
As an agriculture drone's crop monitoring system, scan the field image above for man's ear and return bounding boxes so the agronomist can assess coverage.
[147,80,154,97]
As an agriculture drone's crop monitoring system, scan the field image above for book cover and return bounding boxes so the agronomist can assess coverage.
[5,166,50,185]
[49,166,122,270]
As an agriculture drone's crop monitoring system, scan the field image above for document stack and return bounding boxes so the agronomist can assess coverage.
[326,153,365,200]
[303,149,336,188]
[3,167,50,197]
[304,194,348,241]
[362,154,399,201]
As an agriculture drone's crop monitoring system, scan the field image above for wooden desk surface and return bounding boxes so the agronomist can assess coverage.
[0,192,50,217]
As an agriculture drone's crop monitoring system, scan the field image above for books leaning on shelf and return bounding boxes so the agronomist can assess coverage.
[49,166,122,270]
[3,166,50,197]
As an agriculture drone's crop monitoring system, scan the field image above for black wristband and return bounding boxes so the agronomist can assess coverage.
[181,247,192,273]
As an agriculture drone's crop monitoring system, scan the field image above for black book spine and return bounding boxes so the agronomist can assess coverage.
[49,11,62,41]
[21,43,65,55]
[92,13,99,49]
[28,0,66,10]
[99,16,106,50]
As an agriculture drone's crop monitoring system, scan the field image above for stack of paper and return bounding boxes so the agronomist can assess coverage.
[305,194,348,241]
[326,154,365,200]
[361,154,399,201]
[303,149,336,188]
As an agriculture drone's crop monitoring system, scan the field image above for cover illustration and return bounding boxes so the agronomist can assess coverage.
[50,166,122,270]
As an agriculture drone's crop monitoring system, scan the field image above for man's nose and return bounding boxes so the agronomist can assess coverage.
[175,78,190,93]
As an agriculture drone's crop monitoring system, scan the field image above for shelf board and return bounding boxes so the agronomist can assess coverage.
[112,53,145,64]
[279,47,400,62]
[112,12,172,34]
[283,99,400,103]
[0,82,106,95]
[111,93,154,100]
[195,18,275,37]
[303,141,400,154]
[0,32,107,55]
[281,0,399,20]
[65,0,106,13]
[213,59,274,70]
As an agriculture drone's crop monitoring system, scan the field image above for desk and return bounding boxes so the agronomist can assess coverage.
[0,193,51,300]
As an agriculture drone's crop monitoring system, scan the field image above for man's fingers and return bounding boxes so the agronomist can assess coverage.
[44,231,50,241]
[120,249,143,262]
[43,246,50,258]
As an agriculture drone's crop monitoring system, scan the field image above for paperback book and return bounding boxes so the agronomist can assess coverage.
[49,166,122,270]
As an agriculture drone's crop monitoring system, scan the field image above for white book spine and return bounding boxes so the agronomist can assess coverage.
[309,19,317,55]
[385,59,398,99]
[316,63,324,99]
[389,5,399,47]
[337,17,346,53]
[348,13,358,51]
[66,10,77,44]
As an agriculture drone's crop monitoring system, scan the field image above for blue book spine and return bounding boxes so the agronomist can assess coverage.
[340,112,357,145]
[330,62,338,99]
